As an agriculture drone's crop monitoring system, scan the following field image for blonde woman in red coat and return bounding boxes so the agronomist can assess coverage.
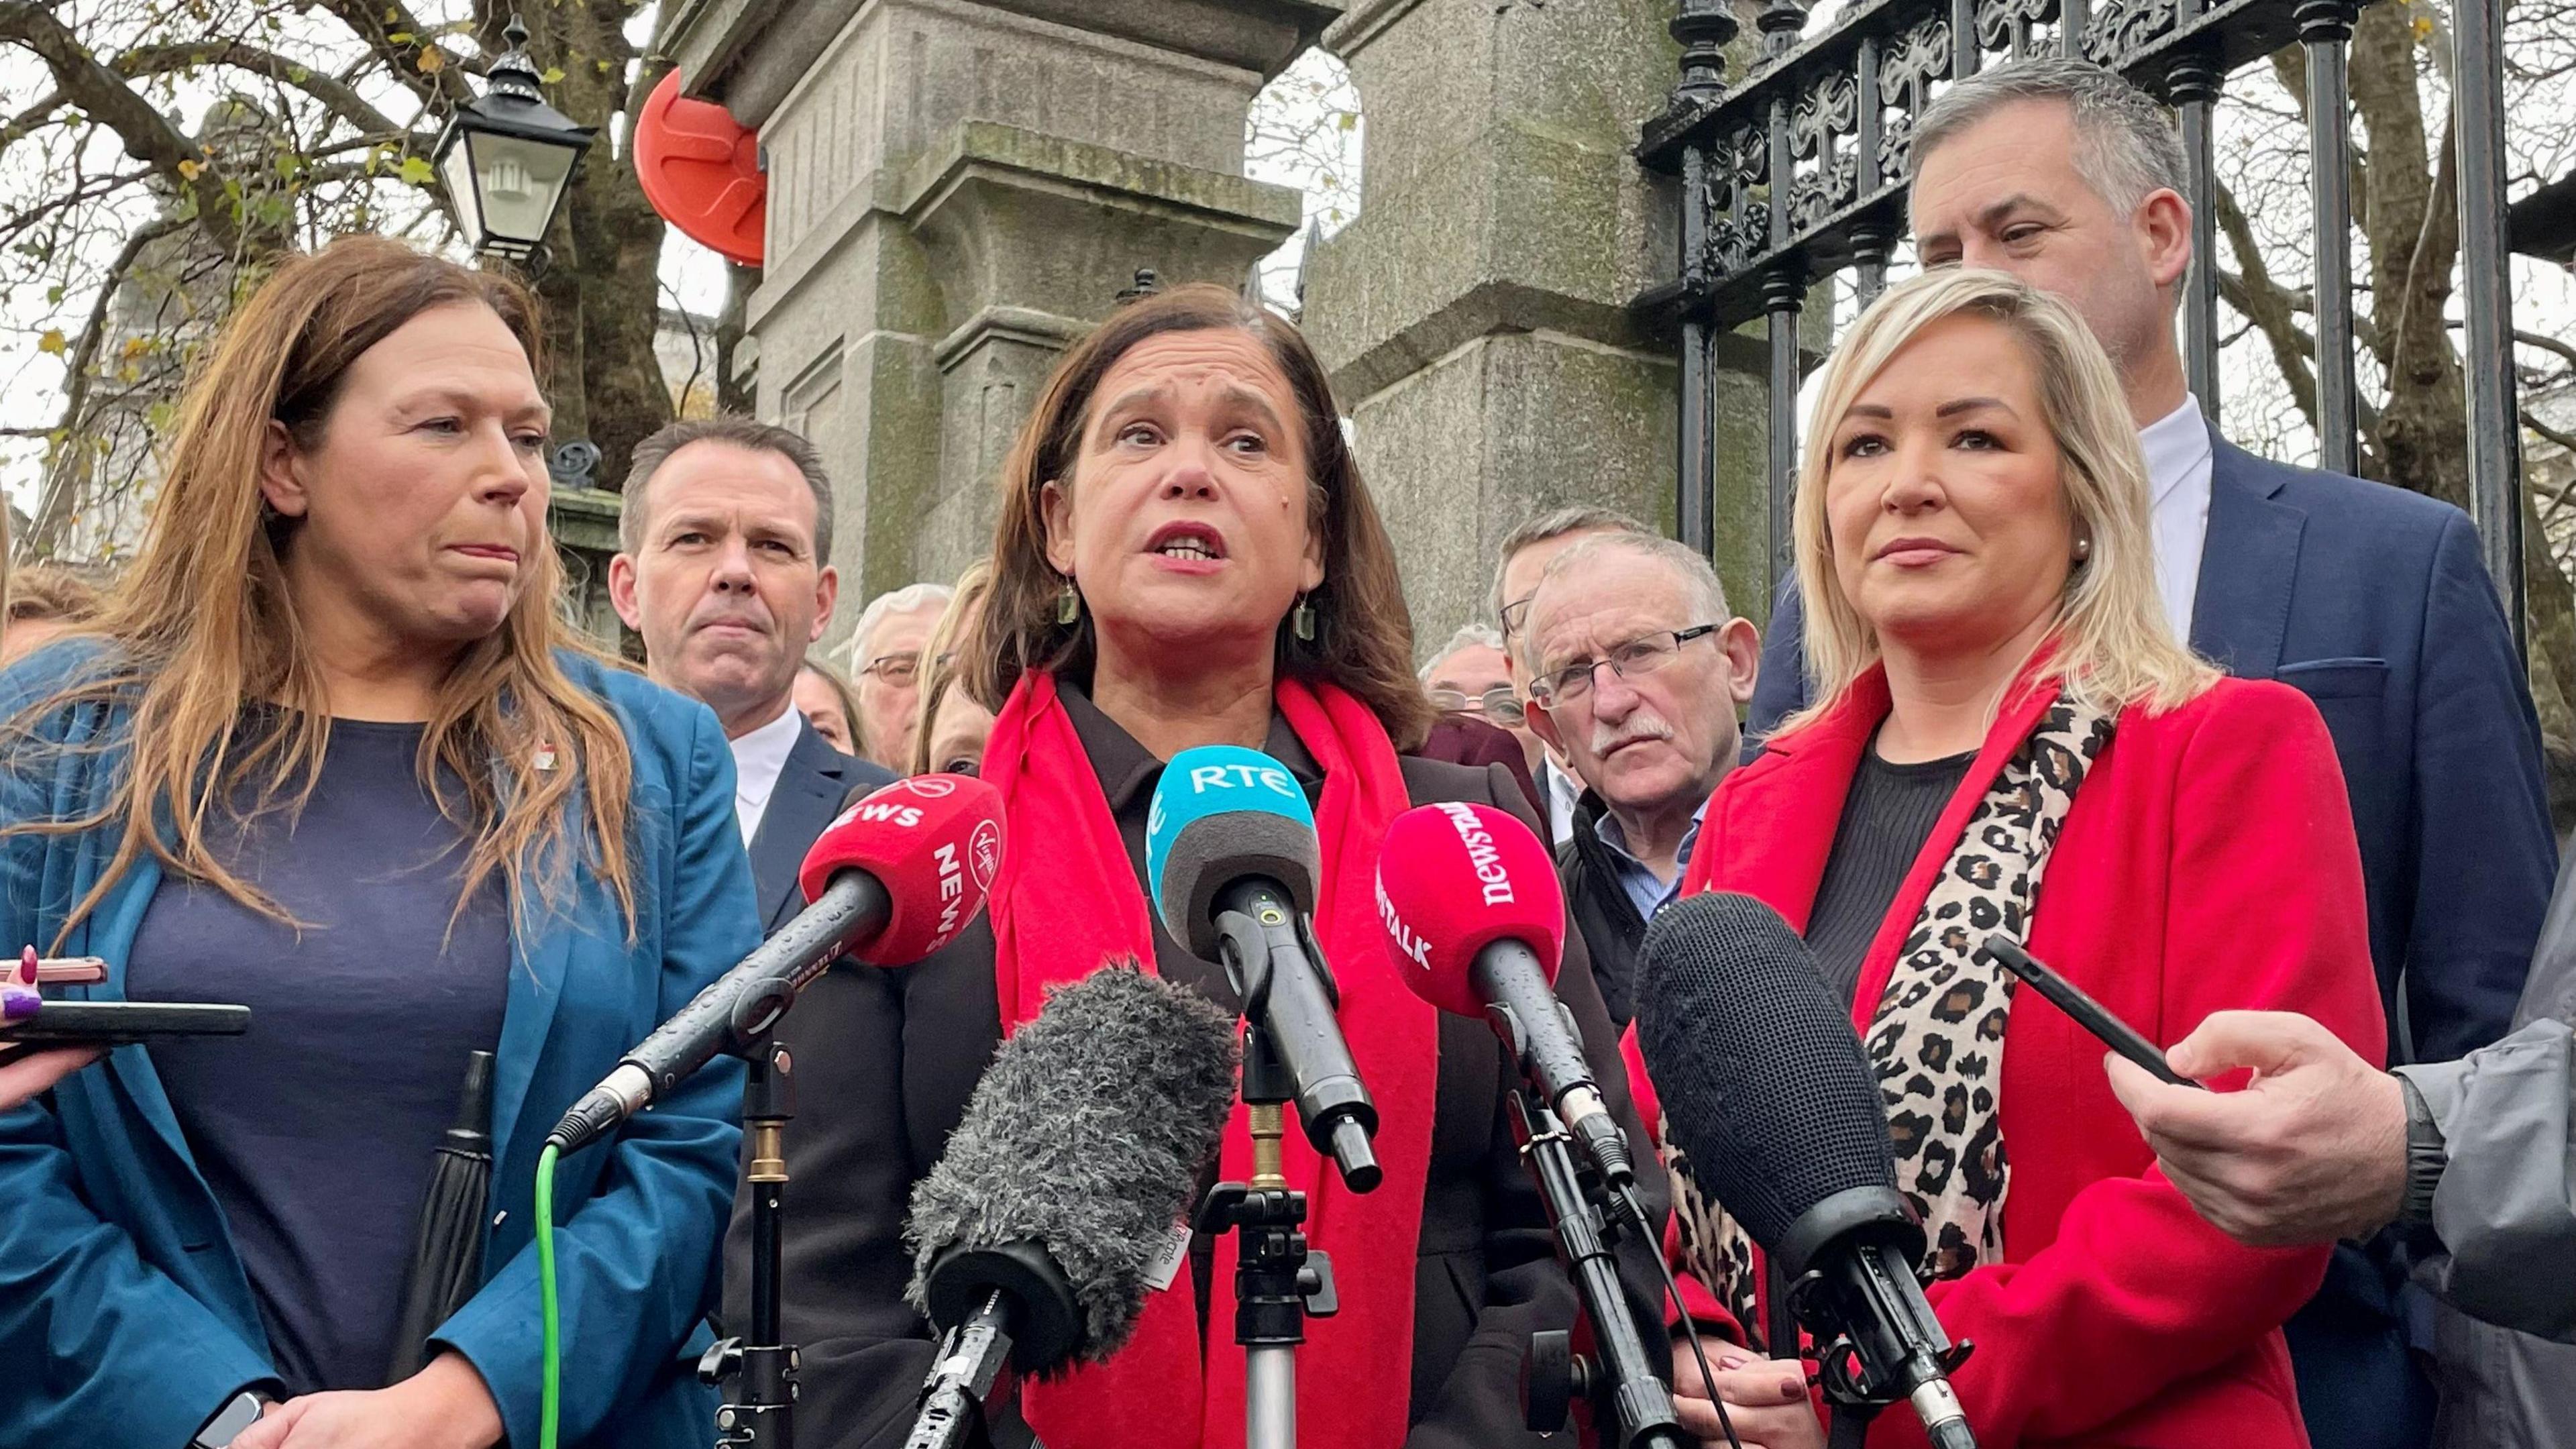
[1621,269,2386,1448]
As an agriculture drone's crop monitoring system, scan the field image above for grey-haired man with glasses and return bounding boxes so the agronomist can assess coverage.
[1491,507,1659,846]
[1421,623,1542,769]
[1519,531,1761,1028]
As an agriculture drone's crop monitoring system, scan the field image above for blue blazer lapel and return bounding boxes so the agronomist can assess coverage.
[2190,440,2304,681]
[488,908,573,1165]
[748,723,847,931]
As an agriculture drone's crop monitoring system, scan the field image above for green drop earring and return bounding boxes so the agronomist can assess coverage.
[1055,578,1080,625]
[1291,593,1316,642]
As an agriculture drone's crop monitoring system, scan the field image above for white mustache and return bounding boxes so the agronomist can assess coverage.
[1590,710,1674,755]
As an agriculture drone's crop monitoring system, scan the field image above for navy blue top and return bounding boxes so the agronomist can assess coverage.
[125,717,509,1395]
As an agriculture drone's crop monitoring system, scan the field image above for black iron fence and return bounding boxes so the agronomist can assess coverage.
[1637,0,2527,646]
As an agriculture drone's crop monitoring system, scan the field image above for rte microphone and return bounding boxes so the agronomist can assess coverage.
[1145,744,1380,1191]
[1636,892,1977,1449]
[1373,802,1639,1202]
[901,963,1240,1449]
[547,774,1004,1157]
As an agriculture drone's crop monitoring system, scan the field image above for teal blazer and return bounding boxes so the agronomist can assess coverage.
[0,645,757,1449]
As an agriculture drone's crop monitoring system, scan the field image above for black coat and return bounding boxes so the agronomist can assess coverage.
[1558,790,1646,1034]
[745,717,894,933]
[722,686,1668,1449]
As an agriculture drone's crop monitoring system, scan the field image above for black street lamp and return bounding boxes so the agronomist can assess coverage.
[433,17,596,262]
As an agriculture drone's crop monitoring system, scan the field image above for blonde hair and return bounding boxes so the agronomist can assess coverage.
[1,236,637,940]
[912,558,995,776]
[1782,268,2214,735]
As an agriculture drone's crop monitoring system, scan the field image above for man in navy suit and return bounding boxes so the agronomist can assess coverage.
[1747,60,2556,1447]
[610,417,896,930]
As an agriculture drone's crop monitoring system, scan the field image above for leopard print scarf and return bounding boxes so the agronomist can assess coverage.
[1665,693,2116,1345]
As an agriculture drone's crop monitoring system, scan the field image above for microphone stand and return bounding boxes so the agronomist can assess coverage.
[700,1038,802,1448]
[1508,1089,1688,1449]
[1195,1017,1338,1449]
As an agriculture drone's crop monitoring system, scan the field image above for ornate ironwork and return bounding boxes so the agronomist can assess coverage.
[1635,0,2543,622]
[2079,0,2180,62]
[1976,0,2058,58]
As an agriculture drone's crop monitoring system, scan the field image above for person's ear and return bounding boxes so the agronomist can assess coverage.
[810,564,840,643]
[606,553,645,634]
[2137,187,2192,292]
[1523,692,1565,757]
[1040,479,1076,577]
[257,419,311,520]
[1718,617,1763,707]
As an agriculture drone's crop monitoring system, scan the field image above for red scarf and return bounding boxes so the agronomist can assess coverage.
[981,669,1436,1449]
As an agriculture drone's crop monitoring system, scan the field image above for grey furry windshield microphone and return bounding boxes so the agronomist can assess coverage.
[900,961,1240,1449]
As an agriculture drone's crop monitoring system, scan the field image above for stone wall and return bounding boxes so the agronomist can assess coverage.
[664,0,1329,651]
[1301,0,1771,654]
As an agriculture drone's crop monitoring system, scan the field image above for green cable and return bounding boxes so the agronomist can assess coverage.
[535,1142,561,1449]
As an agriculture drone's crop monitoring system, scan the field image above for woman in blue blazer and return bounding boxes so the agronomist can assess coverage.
[0,237,755,1449]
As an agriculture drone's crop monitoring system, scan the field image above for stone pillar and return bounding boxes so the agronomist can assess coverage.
[660,1,1330,641]
[1300,0,1770,651]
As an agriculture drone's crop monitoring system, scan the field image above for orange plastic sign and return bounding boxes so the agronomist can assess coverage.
[633,67,765,266]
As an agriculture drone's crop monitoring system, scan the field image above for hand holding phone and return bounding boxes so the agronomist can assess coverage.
[1975,935,2203,1089]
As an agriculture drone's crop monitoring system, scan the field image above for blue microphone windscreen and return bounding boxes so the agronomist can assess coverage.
[1146,745,1320,959]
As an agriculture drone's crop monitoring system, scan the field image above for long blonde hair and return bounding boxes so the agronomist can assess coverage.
[1782,268,2214,735]
[1,237,637,938]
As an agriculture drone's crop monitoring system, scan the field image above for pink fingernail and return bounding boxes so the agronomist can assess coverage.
[15,947,34,987]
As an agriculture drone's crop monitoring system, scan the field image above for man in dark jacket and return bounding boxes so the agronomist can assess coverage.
[1521,531,1760,1029]
[1752,59,2555,1447]
[608,416,896,926]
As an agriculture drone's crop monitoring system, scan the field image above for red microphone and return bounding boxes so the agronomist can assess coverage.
[800,774,1006,967]
[549,774,1004,1156]
[1375,802,1635,1192]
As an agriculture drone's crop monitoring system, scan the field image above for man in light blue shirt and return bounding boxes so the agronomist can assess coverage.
[1521,532,1760,1028]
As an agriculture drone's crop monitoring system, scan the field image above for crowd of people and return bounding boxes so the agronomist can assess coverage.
[0,56,2570,1449]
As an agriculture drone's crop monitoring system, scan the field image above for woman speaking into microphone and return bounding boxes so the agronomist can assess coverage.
[1644,270,2386,1448]
[736,282,1659,1449]
[0,237,757,1449]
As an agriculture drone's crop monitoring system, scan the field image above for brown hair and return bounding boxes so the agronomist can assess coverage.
[621,414,835,559]
[1,235,639,938]
[912,558,995,775]
[4,564,103,625]
[960,283,1434,749]
[797,654,865,745]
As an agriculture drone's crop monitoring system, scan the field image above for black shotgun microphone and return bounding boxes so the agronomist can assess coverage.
[547,775,1003,1157]
[900,963,1240,1449]
[1636,892,1977,1449]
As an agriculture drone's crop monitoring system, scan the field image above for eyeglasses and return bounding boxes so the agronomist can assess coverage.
[858,655,920,684]
[1428,685,1527,729]
[1499,594,1537,640]
[1525,625,1720,711]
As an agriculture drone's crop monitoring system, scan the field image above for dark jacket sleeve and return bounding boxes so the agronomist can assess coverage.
[2402,512,2557,1063]
[720,957,939,1449]
[1745,574,1808,748]
[1403,763,1672,1448]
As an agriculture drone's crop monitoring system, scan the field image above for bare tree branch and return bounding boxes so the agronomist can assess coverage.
[115,40,411,142]
[26,213,191,553]
[0,1,246,254]
[0,87,65,152]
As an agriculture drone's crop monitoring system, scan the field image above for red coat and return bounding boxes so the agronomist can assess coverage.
[1630,664,2387,1449]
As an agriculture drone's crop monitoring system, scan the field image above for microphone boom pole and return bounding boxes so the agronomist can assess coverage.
[1509,1087,1689,1449]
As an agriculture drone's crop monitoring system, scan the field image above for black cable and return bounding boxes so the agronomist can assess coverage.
[1617,1185,1743,1449]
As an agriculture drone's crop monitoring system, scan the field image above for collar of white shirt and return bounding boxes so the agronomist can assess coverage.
[2140,393,2216,642]
[729,698,805,845]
